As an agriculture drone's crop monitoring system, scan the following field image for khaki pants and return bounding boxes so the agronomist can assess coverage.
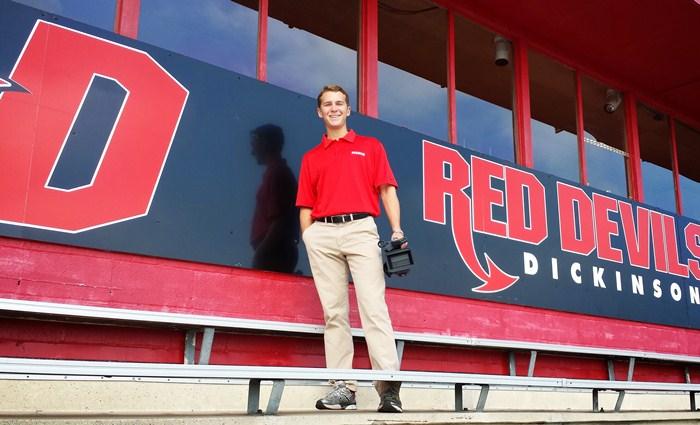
[302,216,400,394]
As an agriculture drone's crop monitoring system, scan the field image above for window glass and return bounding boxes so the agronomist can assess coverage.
[676,121,700,220]
[637,103,674,212]
[454,16,514,162]
[581,76,628,197]
[378,0,447,141]
[14,0,116,31]
[268,0,358,109]
[529,50,579,182]
[139,0,258,78]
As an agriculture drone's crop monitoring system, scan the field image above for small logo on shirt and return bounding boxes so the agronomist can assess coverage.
[351,151,366,157]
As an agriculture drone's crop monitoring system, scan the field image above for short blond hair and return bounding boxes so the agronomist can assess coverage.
[316,84,350,107]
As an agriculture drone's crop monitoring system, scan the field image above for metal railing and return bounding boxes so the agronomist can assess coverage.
[2,297,699,414]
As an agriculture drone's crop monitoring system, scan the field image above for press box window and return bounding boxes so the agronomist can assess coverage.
[581,76,628,197]
[638,103,675,213]
[13,0,116,32]
[378,0,448,141]
[454,15,515,163]
[529,50,579,182]
[268,0,358,109]
[139,0,259,78]
[676,121,700,220]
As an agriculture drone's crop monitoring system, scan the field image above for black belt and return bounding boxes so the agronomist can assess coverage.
[316,213,370,224]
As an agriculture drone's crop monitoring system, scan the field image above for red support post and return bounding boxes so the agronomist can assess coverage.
[512,39,532,168]
[623,93,643,201]
[359,0,378,117]
[257,0,269,82]
[446,11,457,144]
[113,0,140,39]
[575,71,588,186]
[669,117,683,215]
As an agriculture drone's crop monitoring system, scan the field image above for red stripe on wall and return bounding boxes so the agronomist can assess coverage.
[624,92,643,201]
[256,0,268,82]
[446,11,457,145]
[358,0,378,117]
[512,39,533,168]
[575,71,588,186]
[113,0,140,39]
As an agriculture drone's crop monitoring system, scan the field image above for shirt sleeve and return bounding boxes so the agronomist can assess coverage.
[295,154,316,208]
[373,140,398,190]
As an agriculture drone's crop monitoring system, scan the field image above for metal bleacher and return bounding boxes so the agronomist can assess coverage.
[1,297,699,415]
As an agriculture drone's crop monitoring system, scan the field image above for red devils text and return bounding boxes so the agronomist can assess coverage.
[422,141,546,292]
[422,140,700,294]
[557,182,700,280]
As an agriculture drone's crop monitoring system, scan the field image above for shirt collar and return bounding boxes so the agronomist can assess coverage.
[322,129,356,148]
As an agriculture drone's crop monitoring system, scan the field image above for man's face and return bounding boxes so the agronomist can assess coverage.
[317,90,350,130]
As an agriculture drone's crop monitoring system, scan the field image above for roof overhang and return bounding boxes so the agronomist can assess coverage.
[439,0,700,126]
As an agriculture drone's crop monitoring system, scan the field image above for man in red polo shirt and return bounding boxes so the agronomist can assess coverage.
[296,85,405,413]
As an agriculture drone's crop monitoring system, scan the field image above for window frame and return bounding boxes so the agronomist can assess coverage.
[116,0,698,216]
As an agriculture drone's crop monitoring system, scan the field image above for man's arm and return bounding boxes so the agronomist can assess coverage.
[299,207,313,234]
[379,184,404,241]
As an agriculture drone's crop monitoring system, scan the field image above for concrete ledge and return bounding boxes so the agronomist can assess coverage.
[0,380,696,419]
[2,410,700,425]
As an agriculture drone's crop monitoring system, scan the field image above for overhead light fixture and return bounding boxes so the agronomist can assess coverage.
[494,35,511,67]
[604,89,622,113]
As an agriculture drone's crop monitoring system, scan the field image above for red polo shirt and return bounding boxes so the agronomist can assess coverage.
[296,130,397,218]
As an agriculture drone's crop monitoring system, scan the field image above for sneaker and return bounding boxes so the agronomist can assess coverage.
[377,385,403,413]
[315,382,357,410]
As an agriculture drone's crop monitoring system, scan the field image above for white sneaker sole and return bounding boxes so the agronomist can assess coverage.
[316,401,357,410]
[378,402,403,413]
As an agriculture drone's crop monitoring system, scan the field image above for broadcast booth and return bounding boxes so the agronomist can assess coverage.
[2,0,700,417]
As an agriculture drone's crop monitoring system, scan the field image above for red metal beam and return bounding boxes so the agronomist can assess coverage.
[575,71,588,186]
[256,0,268,82]
[623,93,643,201]
[669,117,683,215]
[446,11,457,144]
[358,0,378,117]
[512,39,533,168]
[113,0,140,39]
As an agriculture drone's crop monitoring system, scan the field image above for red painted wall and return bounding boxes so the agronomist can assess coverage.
[1,236,699,382]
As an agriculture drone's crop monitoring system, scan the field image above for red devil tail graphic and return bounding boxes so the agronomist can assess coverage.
[422,140,519,293]
[450,187,519,293]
